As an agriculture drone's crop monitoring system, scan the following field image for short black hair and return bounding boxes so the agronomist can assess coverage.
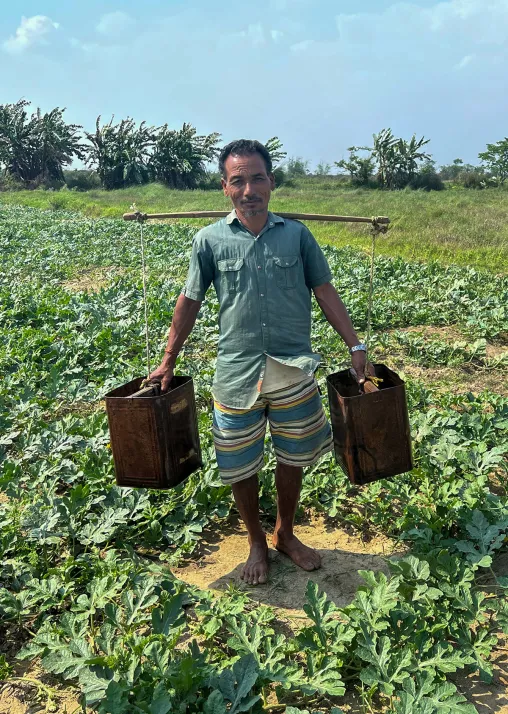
[219,139,272,178]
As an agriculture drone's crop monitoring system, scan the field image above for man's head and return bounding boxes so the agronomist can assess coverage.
[219,139,275,218]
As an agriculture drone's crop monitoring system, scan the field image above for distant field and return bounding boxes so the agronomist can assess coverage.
[1,181,507,271]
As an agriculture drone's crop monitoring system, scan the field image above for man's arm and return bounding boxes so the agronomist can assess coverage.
[149,294,202,391]
[313,281,370,384]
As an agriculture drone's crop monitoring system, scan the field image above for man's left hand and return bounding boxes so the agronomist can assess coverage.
[351,350,375,384]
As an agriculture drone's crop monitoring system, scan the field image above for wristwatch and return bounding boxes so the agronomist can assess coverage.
[350,343,367,355]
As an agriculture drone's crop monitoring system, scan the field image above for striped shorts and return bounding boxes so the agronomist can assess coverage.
[213,376,333,485]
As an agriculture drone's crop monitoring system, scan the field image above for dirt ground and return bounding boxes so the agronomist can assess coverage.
[173,517,397,613]
[0,661,82,714]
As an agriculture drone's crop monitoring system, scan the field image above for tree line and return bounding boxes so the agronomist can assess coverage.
[1,99,507,192]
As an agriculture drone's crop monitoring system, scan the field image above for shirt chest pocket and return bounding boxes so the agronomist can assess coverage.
[274,256,299,289]
[217,257,244,294]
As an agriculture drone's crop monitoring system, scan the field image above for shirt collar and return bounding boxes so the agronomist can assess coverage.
[226,209,285,226]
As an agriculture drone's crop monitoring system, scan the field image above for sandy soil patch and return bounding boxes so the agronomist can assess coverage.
[174,517,398,614]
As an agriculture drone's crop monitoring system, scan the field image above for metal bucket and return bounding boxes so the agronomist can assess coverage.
[326,364,413,485]
[105,376,202,489]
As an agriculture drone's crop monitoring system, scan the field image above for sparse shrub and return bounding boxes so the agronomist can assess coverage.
[335,147,376,187]
[285,156,309,179]
[315,161,332,176]
[48,194,67,210]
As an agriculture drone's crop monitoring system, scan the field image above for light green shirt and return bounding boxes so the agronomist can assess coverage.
[182,210,332,408]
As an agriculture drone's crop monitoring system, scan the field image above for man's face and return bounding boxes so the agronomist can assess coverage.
[222,153,275,217]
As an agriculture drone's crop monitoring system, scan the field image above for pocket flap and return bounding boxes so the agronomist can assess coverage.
[217,258,244,272]
[274,256,298,268]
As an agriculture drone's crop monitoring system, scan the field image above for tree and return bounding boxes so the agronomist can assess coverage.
[0,99,85,186]
[85,116,157,190]
[335,147,375,186]
[371,129,431,189]
[264,136,287,167]
[478,138,508,184]
[150,123,221,189]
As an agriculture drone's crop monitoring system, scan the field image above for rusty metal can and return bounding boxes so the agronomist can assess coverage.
[105,376,202,489]
[326,364,413,485]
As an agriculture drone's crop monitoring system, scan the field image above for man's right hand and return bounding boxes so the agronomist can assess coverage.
[149,357,174,392]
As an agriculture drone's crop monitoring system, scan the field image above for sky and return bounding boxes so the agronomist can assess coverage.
[1,0,507,168]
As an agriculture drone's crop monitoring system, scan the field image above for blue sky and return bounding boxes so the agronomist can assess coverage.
[1,0,507,167]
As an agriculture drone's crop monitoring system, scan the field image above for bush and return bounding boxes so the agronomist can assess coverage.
[410,170,445,191]
[459,170,497,189]
[64,169,101,191]
[0,172,24,192]
[196,171,223,190]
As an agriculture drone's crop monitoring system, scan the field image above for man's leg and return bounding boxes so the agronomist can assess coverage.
[272,463,321,571]
[213,397,268,586]
[231,475,269,585]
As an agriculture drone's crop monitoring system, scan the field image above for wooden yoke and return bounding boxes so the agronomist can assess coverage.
[123,210,390,225]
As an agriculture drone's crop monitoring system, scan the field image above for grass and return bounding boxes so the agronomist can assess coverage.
[1,180,507,272]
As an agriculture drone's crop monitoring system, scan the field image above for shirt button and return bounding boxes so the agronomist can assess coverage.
[262,323,266,326]
[270,222,274,226]
[257,265,261,269]
[260,293,265,297]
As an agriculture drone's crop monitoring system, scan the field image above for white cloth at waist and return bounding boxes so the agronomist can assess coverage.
[260,356,306,394]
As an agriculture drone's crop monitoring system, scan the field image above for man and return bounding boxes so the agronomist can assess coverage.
[150,139,370,586]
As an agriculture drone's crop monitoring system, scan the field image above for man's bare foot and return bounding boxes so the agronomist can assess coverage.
[240,540,269,585]
[273,531,321,571]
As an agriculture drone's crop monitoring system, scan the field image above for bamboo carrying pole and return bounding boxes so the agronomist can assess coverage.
[123,211,390,225]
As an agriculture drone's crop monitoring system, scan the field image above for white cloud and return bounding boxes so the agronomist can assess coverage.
[96,11,134,37]
[246,23,265,46]
[3,15,59,54]
[336,0,508,47]
[290,39,314,53]
[455,54,474,69]
[219,23,284,49]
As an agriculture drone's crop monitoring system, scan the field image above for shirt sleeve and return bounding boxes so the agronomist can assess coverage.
[181,231,214,301]
[300,225,333,289]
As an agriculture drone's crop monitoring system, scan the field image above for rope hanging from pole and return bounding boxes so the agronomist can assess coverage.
[365,217,389,359]
[136,212,152,380]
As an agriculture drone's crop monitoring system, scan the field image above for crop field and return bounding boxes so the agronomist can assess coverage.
[0,204,507,714]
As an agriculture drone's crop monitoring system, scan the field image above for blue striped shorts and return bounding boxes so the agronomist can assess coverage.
[213,376,333,485]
